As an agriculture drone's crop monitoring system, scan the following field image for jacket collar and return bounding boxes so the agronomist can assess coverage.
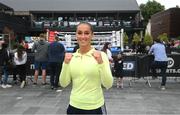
[73,48,95,57]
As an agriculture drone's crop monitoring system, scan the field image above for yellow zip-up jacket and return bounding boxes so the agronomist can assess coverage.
[60,48,113,110]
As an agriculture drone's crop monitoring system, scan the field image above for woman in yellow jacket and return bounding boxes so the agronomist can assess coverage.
[59,22,113,114]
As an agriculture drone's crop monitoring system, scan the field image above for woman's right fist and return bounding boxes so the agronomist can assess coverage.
[64,53,73,64]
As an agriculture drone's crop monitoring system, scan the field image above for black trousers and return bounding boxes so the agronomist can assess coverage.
[0,66,2,83]
[13,66,18,81]
[16,64,27,82]
[67,104,107,114]
[151,61,168,86]
[49,62,63,88]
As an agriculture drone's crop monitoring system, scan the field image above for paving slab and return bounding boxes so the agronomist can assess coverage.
[0,77,180,114]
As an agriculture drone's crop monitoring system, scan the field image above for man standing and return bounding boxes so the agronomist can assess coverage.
[48,36,65,89]
[0,43,12,88]
[32,33,49,85]
[149,38,168,90]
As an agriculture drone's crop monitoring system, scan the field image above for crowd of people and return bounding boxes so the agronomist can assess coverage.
[0,22,171,114]
[0,33,66,89]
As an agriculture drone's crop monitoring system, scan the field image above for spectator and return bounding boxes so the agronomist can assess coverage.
[114,53,124,88]
[60,22,113,114]
[149,38,168,90]
[13,45,27,88]
[32,33,49,85]
[101,42,113,63]
[48,36,65,90]
[0,43,12,88]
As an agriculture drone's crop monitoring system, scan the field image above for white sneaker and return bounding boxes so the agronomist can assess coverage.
[20,81,25,88]
[56,89,62,92]
[6,84,12,88]
[161,86,166,90]
[1,84,7,88]
[116,82,120,88]
[119,83,123,89]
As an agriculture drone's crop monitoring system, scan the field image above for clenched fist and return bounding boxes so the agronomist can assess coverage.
[64,53,73,64]
[92,50,103,64]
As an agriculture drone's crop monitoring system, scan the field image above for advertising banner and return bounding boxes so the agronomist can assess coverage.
[48,31,55,42]
[138,54,180,77]
[8,54,180,77]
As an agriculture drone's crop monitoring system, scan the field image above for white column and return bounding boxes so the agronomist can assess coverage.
[112,31,116,46]
[120,29,124,51]
[116,31,120,47]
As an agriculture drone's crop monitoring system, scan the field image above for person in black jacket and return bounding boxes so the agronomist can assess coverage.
[114,53,124,88]
[0,43,12,88]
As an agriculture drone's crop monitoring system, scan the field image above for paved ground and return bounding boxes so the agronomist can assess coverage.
[0,77,180,114]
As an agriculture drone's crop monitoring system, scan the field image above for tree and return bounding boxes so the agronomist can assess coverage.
[123,32,129,46]
[140,0,165,25]
[132,33,141,45]
[158,33,169,43]
[144,33,153,46]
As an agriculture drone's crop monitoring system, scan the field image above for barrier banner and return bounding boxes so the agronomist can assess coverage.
[123,55,137,77]
[138,54,180,77]
[9,53,180,77]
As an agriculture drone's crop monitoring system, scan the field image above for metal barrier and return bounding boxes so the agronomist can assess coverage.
[127,54,180,87]
[7,53,180,86]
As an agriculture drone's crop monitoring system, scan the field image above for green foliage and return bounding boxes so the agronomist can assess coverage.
[123,32,129,45]
[132,33,141,45]
[177,36,180,40]
[140,0,165,25]
[158,33,169,43]
[144,33,153,45]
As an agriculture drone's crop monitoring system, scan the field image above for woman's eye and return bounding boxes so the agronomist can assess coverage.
[77,31,82,35]
[77,31,91,35]
[84,32,90,35]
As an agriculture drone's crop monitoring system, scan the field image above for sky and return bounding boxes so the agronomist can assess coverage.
[136,0,180,9]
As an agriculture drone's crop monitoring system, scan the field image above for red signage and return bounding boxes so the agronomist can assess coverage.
[48,31,55,42]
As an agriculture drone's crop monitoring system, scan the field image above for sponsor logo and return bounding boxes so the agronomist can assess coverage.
[167,57,174,68]
[30,64,35,69]
[123,61,135,70]
[166,69,180,73]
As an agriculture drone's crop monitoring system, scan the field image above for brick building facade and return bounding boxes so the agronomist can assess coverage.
[151,8,180,39]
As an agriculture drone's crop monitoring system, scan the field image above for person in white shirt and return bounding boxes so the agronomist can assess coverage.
[14,45,27,88]
[102,42,114,72]
[102,42,113,63]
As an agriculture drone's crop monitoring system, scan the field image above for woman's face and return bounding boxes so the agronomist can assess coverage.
[108,44,112,48]
[76,24,93,47]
